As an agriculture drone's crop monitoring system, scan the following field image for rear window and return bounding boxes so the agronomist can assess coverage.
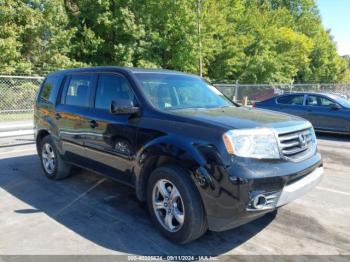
[39,75,62,103]
[277,95,304,105]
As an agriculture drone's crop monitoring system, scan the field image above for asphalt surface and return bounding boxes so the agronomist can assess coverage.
[0,134,349,256]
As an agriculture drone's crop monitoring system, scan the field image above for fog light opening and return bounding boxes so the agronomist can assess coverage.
[253,194,267,209]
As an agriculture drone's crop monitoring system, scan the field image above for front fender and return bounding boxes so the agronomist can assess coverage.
[136,134,207,166]
[133,134,221,201]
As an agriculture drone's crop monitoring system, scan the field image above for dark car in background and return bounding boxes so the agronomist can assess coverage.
[255,93,350,134]
[34,67,323,243]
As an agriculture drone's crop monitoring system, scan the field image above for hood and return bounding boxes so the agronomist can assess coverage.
[169,106,309,130]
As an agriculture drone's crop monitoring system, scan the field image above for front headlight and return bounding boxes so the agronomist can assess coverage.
[223,128,280,159]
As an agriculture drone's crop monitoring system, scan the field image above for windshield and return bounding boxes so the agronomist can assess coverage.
[134,73,234,110]
[328,94,350,108]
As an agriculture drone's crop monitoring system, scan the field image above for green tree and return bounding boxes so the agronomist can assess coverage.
[268,0,348,83]
[65,0,147,67]
[211,0,314,83]
[298,29,348,83]
[0,0,81,75]
[0,0,348,83]
[339,55,350,83]
[133,0,198,71]
[0,0,32,73]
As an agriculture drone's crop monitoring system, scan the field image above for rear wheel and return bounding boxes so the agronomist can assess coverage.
[39,136,72,180]
[147,165,207,244]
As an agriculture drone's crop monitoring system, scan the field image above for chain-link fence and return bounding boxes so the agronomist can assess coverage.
[215,83,350,105]
[0,76,43,122]
[0,74,350,122]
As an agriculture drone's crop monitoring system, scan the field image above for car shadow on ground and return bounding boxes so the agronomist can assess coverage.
[0,154,276,255]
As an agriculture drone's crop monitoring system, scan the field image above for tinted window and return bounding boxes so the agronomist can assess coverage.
[64,75,93,107]
[40,75,61,103]
[307,95,337,107]
[277,95,304,105]
[307,95,318,106]
[319,97,334,107]
[95,74,134,110]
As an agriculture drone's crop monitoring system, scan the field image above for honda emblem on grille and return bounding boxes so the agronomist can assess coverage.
[298,134,307,148]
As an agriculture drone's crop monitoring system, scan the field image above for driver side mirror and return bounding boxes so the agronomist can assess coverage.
[330,103,341,110]
[110,99,140,115]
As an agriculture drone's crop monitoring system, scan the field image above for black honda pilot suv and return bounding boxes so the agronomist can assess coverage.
[35,67,323,243]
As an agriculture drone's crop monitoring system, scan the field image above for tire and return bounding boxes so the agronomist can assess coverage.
[147,165,207,244]
[39,135,72,180]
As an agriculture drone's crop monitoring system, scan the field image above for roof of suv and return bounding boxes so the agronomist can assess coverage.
[46,66,191,77]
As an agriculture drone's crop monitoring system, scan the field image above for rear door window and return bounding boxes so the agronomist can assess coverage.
[63,75,93,107]
[306,95,318,106]
[277,95,304,105]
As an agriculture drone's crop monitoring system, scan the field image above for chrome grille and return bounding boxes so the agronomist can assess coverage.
[278,127,316,161]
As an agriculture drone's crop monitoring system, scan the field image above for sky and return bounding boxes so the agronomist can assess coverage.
[317,0,350,56]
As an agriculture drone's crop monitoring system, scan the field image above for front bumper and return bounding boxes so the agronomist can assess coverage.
[197,153,323,232]
[276,166,323,207]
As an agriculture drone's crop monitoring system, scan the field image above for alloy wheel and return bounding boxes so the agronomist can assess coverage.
[41,143,56,174]
[152,179,185,232]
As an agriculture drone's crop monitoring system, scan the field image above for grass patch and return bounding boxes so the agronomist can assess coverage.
[0,112,33,122]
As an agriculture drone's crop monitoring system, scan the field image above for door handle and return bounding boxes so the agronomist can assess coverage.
[55,113,61,120]
[90,120,98,128]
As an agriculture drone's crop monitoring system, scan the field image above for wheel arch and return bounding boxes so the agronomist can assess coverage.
[35,129,50,153]
[134,139,207,202]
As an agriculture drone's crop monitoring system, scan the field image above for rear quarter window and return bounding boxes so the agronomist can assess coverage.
[39,75,62,103]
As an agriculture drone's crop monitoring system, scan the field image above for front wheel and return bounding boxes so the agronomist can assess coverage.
[147,165,207,244]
